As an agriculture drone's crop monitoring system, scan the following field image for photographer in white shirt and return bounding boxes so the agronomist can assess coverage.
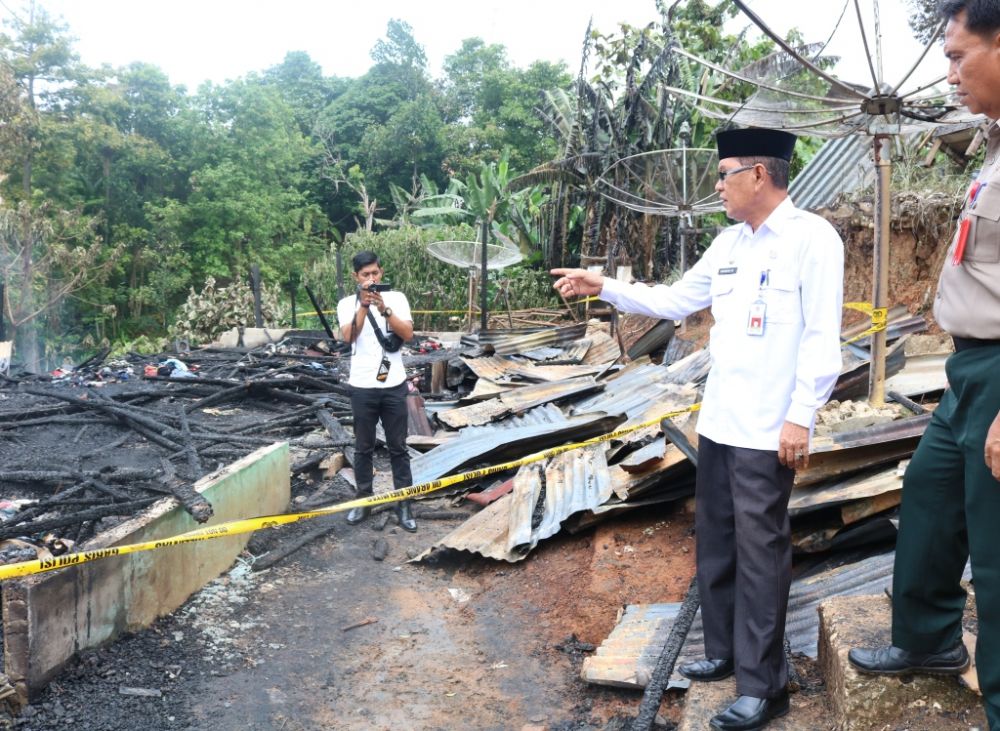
[337,251,416,532]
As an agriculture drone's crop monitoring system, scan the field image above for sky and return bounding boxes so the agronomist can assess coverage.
[5,0,945,93]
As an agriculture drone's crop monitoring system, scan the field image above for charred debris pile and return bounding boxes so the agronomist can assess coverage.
[0,308,949,571]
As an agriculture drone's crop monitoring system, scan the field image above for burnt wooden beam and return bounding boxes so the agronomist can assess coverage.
[0,498,160,541]
[177,404,204,478]
[159,458,213,523]
[0,468,159,484]
[316,409,353,447]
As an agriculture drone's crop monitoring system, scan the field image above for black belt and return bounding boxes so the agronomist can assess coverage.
[953,336,1000,352]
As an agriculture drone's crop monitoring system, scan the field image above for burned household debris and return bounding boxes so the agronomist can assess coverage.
[0,297,960,728]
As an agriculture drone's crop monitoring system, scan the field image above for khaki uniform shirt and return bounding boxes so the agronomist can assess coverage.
[935,122,1000,338]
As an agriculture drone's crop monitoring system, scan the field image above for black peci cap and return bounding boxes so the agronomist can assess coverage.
[715,128,797,162]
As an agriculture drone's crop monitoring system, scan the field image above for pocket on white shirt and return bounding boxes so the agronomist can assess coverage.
[763,270,801,324]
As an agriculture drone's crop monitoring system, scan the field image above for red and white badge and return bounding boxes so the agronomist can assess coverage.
[747,300,766,336]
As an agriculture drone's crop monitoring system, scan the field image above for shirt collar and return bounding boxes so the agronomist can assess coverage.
[739,196,797,238]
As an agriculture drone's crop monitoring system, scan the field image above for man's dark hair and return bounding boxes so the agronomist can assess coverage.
[352,250,380,273]
[737,156,790,190]
[939,0,1000,34]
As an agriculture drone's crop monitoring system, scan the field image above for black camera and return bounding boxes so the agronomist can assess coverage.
[361,282,392,292]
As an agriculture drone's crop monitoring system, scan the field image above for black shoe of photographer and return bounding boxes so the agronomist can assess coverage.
[396,500,417,532]
[345,506,370,525]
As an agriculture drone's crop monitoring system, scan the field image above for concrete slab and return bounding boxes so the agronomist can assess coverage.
[2,442,290,703]
[818,594,987,730]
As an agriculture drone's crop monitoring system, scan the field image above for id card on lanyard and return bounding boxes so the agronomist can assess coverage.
[747,270,768,336]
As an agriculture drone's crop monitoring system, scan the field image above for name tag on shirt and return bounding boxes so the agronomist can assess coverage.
[718,267,738,275]
[747,300,766,336]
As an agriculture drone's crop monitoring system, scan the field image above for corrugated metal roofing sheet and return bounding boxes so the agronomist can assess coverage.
[416,444,614,562]
[789,135,873,212]
[571,357,703,422]
[409,405,622,485]
[583,551,971,689]
[459,355,607,384]
[480,323,589,356]
[582,330,622,365]
[437,376,604,428]
[884,352,949,398]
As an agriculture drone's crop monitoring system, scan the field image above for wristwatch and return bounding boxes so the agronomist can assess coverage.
[383,307,393,319]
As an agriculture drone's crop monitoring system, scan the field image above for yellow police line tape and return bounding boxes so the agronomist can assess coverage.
[842,302,888,346]
[0,402,701,582]
[299,297,600,319]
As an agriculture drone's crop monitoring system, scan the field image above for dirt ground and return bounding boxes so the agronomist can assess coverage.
[15,489,700,731]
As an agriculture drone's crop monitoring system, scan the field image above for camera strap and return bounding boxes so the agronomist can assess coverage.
[365,308,393,351]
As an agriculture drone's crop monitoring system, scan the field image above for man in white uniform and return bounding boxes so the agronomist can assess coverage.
[337,251,417,532]
[552,128,843,731]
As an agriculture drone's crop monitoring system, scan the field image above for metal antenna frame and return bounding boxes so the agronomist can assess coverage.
[666,0,981,404]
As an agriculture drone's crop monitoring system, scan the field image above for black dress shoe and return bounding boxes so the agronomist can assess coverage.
[678,657,735,682]
[710,690,789,731]
[345,506,370,525]
[848,642,969,676]
[395,500,417,532]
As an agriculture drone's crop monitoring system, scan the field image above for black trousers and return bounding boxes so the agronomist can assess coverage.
[349,381,412,494]
[695,435,795,698]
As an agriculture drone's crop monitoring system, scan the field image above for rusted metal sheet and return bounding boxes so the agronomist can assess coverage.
[509,363,610,383]
[409,405,622,486]
[508,445,613,552]
[841,490,901,525]
[460,354,605,385]
[437,376,604,429]
[796,415,929,487]
[416,444,614,562]
[481,323,589,356]
[581,602,698,689]
[789,463,905,516]
[523,337,593,364]
[581,330,622,365]
[464,376,518,401]
[461,355,523,382]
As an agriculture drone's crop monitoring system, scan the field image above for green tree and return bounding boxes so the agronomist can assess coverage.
[0,0,80,198]
[146,78,326,295]
[440,39,571,176]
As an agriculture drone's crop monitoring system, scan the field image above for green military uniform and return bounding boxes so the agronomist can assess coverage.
[892,121,1000,728]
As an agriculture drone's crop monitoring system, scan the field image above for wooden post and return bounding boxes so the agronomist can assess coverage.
[288,274,297,328]
[431,360,446,395]
[249,265,264,327]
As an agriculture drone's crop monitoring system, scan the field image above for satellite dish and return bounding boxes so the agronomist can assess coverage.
[426,240,523,270]
[426,240,523,331]
[665,0,977,405]
[598,148,724,216]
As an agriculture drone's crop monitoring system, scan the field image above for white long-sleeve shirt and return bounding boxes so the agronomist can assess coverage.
[601,197,844,450]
